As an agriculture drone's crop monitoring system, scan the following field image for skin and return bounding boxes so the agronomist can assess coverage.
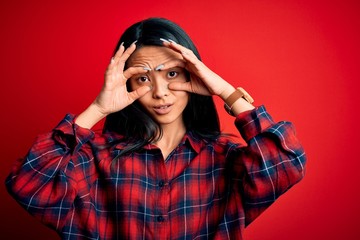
[126,46,190,157]
[127,46,189,129]
[75,40,255,158]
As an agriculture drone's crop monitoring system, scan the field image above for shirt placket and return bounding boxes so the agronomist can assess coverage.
[152,150,170,239]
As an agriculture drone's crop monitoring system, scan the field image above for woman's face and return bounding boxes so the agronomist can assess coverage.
[127,46,189,128]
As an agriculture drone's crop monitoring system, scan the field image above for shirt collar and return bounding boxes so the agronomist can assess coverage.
[112,131,204,154]
[183,131,203,153]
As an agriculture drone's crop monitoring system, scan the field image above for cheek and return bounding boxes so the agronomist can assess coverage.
[136,92,152,108]
[175,92,189,105]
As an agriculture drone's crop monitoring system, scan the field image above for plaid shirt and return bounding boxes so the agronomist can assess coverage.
[6,106,306,239]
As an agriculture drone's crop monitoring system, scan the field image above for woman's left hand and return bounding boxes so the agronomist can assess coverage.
[162,40,235,99]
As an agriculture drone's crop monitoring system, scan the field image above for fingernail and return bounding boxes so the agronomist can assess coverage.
[143,67,151,71]
[160,38,170,43]
[168,39,177,44]
[132,40,138,45]
[155,64,164,71]
[118,42,124,49]
[110,57,115,63]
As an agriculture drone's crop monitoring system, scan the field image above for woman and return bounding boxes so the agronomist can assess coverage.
[6,18,306,239]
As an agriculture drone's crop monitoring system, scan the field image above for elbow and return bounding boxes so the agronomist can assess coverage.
[277,149,307,196]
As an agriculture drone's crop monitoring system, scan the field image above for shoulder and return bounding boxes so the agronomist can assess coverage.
[91,130,127,150]
[189,131,243,155]
[214,134,244,154]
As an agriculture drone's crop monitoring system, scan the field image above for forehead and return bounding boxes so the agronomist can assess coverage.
[127,46,183,67]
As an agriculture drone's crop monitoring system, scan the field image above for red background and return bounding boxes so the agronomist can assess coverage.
[1,0,359,239]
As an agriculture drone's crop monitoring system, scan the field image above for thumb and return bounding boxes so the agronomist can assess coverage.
[168,82,192,92]
[168,81,211,96]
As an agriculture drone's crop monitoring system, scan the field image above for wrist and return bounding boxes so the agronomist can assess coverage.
[223,87,255,116]
[219,84,236,101]
[75,103,108,129]
[90,102,109,119]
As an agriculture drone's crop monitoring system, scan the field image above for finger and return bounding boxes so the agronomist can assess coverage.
[180,49,199,65]
[107,42,125,73]
[169,81,211,96]
[113,42,125,61]
[160,38,186,54]
[168,81,192,92]
[123,66,148,80]
[165,60,186,69]
[128,85,152,101]
[162,40,199,64]
[117,41,137,70]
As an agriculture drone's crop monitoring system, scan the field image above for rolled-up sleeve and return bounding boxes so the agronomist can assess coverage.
[5,114,94,231]
[233,105,306,226]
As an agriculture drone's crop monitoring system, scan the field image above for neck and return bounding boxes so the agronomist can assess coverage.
[154,122,186,159]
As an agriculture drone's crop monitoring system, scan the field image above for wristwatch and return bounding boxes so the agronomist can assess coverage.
[224,87,254,116]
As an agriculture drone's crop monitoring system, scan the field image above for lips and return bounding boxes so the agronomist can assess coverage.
[153,104,172,115]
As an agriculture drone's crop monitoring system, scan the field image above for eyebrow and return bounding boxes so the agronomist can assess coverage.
[132,60,186,71]
[137,60,185,71]
[160,60,186,70]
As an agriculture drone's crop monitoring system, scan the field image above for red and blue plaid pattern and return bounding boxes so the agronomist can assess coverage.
[6,105,306,239]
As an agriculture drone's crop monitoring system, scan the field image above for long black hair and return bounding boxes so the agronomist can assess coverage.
[103,18,220,155]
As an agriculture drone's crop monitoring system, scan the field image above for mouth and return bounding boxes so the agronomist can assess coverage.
[153,104,172,115]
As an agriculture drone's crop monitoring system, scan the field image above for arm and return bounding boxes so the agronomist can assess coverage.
[162,39,255,115]
[5,42,150,230]
[75,41,151,129]
[5,114,94,230]
[232,106,306,226]
[161,40,306,226]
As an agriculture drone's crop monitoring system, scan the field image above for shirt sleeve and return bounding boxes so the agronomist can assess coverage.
[232,105,306,226]
[5,114,95,231]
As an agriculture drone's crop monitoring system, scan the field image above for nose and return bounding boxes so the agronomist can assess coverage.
[152,78,169,99]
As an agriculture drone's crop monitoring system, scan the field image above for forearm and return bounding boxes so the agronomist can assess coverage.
[218,82,255,115]
[5,114,96,228]
[75,103,108,129]
[5,131,76,228]
[232,106,306,225]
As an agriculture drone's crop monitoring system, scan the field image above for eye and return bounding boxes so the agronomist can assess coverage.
[167,71,178,79]
[137,76,150,83]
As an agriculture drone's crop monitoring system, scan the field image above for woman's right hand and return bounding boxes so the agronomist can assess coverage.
[93,41,151,115]
[75,42,151,129]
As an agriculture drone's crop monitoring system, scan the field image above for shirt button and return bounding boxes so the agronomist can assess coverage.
[157,216,164,222]
[158,180,165,188]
